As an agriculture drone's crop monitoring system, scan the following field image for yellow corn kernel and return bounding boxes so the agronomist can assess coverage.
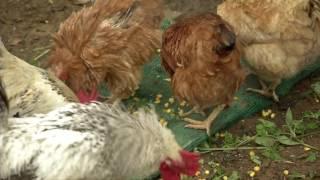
[248,171,255,177]
[178,109,184,116]
[262,110,269,117]
[169,97,175,104]
[156,94,163,99]
[304,147,311,151]
[164,103,169,108]
[254,166,260,172]
[180,101,187,107]
[249,151,255,157]
[159,118,168,127]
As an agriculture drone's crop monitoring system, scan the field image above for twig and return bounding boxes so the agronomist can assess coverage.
[33,49,50,62]
[33,45,52,52]
[198,146,267,153]
[274,160,295,164]
[297,130,320,138]
[299,142,320,152]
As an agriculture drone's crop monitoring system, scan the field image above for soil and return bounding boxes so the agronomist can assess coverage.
[196,73,320,180]
[0,0,319,180]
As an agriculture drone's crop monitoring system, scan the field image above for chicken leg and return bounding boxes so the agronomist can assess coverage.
[246,79,281,102]
[183,104,226,135]
[180,106,206,117]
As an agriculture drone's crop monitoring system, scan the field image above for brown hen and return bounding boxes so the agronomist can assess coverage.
[46,0,164,103]
[161,13,246,135]
[218,0,320,102]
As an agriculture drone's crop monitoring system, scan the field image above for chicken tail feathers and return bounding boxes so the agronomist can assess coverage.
[310,0,320,23]
[93,0,137,15]
[0,77,9,133]
[0,37,9,58]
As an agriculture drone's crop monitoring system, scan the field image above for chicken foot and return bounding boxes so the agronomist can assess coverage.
[183,104,226,135]
[247,79,281,102]
[180,106,206,117]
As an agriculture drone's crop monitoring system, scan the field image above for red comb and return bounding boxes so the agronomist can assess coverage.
[160,150,200,180]
[77,89,98,103]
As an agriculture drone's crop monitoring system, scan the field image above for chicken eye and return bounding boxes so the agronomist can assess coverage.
[215,41,235,55]
[214,24,236,58]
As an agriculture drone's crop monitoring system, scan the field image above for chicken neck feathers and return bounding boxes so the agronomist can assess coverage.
[0,39,78,117]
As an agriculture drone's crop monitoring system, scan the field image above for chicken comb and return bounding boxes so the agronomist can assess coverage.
[159,150,200,180]
[76,89,98,103]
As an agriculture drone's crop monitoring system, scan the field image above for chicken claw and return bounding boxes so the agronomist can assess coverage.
[247,80,280,102]
[183,104,226,135]
[180,106,206,117]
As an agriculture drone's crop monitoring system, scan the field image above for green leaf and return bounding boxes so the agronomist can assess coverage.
[250,155,262,165]
[223,132,241,148]
[306,152,317,162]
[256,119,280,136]
[262,147,283,160]
[286,108,294,127]
[303,111,320,119]
[285,108,297,137]
[258,119,277,128]
[229,171,240,180]
[306,122,319,130]
[277,135,300,146]
[255,136,276,147]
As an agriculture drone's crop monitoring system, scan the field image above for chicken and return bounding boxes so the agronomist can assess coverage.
[0,85,199,180]
[0,78,8,133]
[218,0,320,101]
[161,13,246,135]
[46,0,164,104]
[0,38,79,118]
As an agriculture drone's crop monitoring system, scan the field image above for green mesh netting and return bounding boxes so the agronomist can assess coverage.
[99,55,320,150]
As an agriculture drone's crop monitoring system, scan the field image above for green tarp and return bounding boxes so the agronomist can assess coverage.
[100,55,320,151]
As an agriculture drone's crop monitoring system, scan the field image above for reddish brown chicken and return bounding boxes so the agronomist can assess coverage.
[46,0,164,103]
[161,13,246,135]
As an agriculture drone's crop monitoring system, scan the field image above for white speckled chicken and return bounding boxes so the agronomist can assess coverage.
[218,0,320,101]
[0,85,199,180]
[0,38,79,118]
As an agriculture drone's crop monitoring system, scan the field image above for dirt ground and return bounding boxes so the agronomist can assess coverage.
[0,0,319,179]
